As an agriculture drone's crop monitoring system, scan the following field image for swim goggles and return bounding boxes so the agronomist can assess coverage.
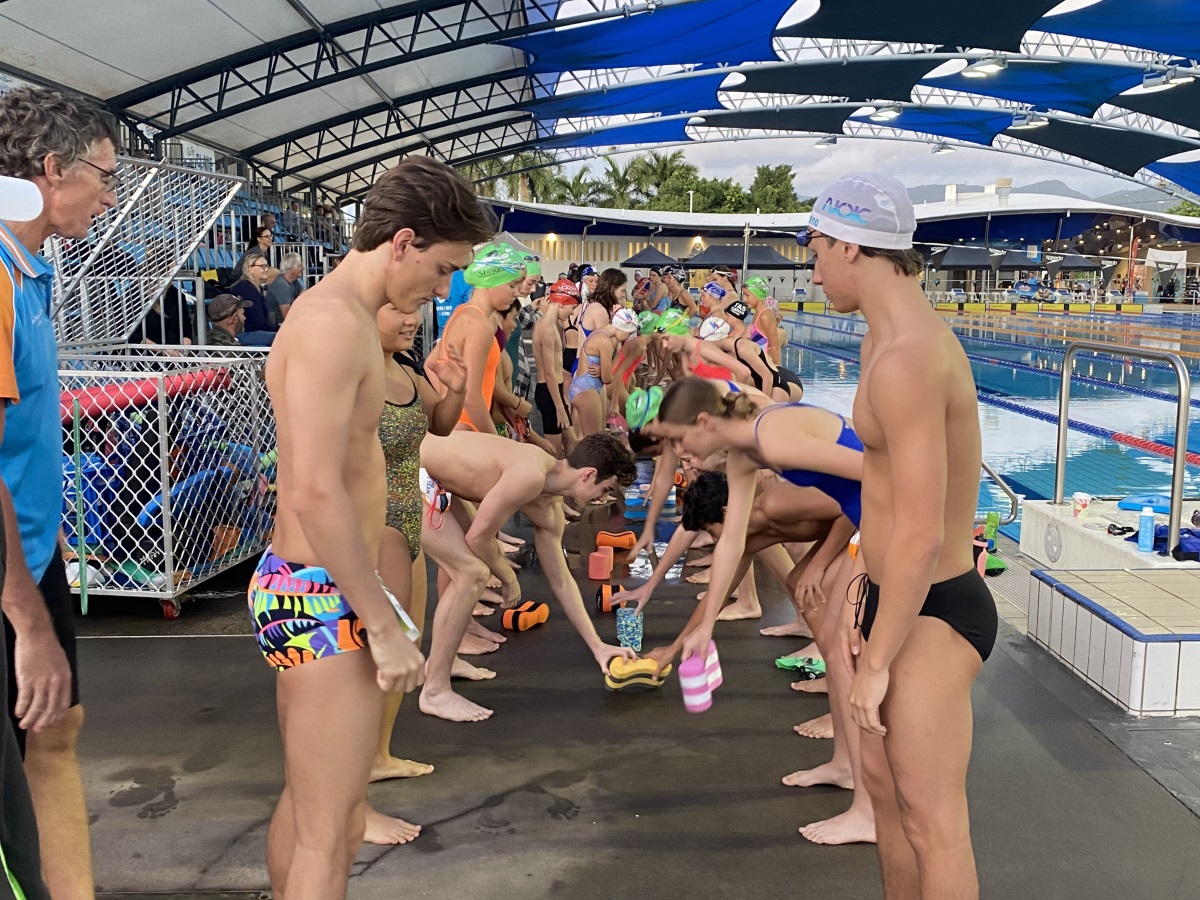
[744,276,769,300]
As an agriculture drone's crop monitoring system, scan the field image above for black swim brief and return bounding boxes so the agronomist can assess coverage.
[535,381,568,436]
[857,569,997,661]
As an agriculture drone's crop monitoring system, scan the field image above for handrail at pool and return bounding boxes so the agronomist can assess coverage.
[980,461,1019,526]
[1054,341,1191,552]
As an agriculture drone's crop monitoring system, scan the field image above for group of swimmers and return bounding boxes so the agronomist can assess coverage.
[256,158,998,900]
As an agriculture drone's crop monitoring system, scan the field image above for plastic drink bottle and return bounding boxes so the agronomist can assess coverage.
[679,655,712,713]
[984,511,999,551]
[1138,507,1155,553]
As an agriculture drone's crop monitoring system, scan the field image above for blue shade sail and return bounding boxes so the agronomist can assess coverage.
[541,118,694,148]
[1038,0,1200,60]
[1006,119,1196,176]
[925,59,1145,117]
[528,73,727,119]
[727,56,942,101]
[850,106,1014,146]
[777,0,1062,51]
[506,0,793,73]
[1146,160,1200,197]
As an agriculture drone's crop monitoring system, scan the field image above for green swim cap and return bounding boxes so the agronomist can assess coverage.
[523,254,542,278]
[655,308,690,335]
[625,385,665,430]
[745,276,769,300]
[637,310,658,335]
[464,243,527,288]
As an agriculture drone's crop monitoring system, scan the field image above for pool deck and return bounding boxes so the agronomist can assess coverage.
[75,526,1200,900]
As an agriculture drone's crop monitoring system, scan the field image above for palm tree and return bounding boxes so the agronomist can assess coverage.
[502,151,562,203]
[632,149,687,198]
[593,157,645,210]
[549,166,601,206]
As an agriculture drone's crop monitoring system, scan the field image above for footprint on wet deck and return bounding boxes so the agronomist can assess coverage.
[108,767,180,819]
[475,808,516,836]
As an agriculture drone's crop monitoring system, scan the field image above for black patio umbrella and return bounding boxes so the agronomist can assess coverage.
[622,245,678,268]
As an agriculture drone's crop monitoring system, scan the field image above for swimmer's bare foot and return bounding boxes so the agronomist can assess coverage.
[686,553,713,569]
[499,532,525,546]
[794,713,834,739]
[784,643,821,660]
[370,757,434,782]
[486,575,502,590]
[685,569,711,585]
[782,760,853,789]
[717,598,762,621]
[473,602,494,616]
[696,590,738,603]
[479,589,504,605]
[364,807,423,845]
[419,687,493,723]
[467,618,506,643]
[692,532,714,548]
[452,656,497,681]
[791,677,828,694]
[798,808,877,846]
[760,620,814,639]
[458,633,501,655]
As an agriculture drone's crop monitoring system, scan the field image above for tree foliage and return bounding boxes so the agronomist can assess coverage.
[1167,199,1200,218]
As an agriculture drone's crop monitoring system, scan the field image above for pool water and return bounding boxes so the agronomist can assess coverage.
[781,311,1200,541]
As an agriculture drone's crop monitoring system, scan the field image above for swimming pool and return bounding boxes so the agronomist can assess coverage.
[780,310,1200,540]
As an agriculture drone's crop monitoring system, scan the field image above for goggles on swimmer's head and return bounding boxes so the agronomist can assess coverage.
[637,310,659,335]
[465,242,527,288]
[795,226,823,248]
[578,265,596,279]
[522,254,541,278]
[702,281,727,302]
[625,385,665,431]
[654,308,690,335]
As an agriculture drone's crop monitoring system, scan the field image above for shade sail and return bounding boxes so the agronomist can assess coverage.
[728,57,942,102]
[851,106,1013,146]
[1004,120,1196,176]
[924,59,1145,117]
[1038,0,1200,60]
[529,73,727,119]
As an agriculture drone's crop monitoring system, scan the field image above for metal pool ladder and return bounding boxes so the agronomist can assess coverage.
[981,460,1019,526]
[1053,340,1192,551]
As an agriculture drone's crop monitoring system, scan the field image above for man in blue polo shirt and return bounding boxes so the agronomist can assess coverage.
[0,85,117,899]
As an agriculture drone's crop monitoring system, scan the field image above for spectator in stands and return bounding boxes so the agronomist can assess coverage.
[0,82,111,900]
[260,211,277,234]
[232,223,274,281]
[281,200,310,240]
[129,285,196,349]
[230,250,278,346]
[266,251,304,321]
[205,293,252,347]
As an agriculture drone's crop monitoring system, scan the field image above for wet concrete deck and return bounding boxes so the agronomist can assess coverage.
[78,530,1200,899]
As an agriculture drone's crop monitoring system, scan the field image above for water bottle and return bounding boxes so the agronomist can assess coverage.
[1138,507,1155,553]
[984,511,1000,551]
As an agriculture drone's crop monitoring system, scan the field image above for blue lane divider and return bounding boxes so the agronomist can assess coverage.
[787,338,1200,457]
[791,310,1200,378]
[786,315,1200,409]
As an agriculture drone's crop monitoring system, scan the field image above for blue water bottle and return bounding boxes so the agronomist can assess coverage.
[1138,507,1155,553]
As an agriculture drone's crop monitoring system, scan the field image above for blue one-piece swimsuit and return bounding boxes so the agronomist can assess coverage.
[754,403,863,527]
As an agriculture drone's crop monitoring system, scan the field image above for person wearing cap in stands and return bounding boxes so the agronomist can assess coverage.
[428,243,526,434]
[805,174,997,895]
[0,85,124,900]
[0,169,57,900]
[206,293,254,347]
[663,264,698,317]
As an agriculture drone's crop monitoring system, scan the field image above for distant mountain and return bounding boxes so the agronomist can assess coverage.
[907,178,1174,212]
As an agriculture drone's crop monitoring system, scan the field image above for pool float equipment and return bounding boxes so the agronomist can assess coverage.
[597,530,637,551]
[589,546,614,579]
[616,606,643,652]
[605,657,671,692]
[501,600,550,631]
[595,583,627,614]
[1118,494,1173,515]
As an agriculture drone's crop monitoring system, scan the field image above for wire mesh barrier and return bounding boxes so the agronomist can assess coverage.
[58,348,274,616]
[46,157,243,348]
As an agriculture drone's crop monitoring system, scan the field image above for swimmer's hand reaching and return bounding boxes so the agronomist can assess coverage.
[499,572,522,609]
[643,644,677,677]
[591,640,636,672]
[619,582,651,613]
[790,564,828,616]
[428,343,468,396]
[680,624,713,668]
[369,624,426,694]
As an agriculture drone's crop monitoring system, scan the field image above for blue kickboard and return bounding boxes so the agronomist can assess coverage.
[1117,494,1173,515]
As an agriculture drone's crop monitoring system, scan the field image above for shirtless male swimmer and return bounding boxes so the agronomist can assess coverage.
[805,174,998,900]
[249,156,495,900]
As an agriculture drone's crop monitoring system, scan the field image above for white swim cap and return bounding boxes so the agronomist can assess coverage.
[807,173,916,250]
[611,307,639,334]
[699,316,731,341]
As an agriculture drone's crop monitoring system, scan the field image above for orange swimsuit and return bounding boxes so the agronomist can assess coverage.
[444,304,500,431]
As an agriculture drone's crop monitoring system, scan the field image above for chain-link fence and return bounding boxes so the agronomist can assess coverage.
[59,348,273,616]
[46,157,243,349]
